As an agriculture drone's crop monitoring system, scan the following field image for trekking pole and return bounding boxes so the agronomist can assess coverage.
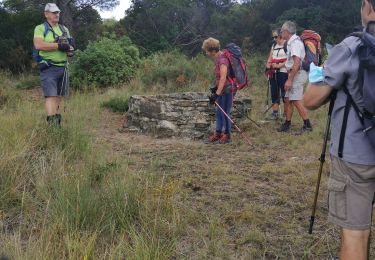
[233,103,261,129]
[263,102,276,114]
[60,61,70,112]
[245,114,262,129]
[265,75,270,109]
[214,101,252,145]
[61,61,69,97]
[263,70,282,115]
[309,97,335,234]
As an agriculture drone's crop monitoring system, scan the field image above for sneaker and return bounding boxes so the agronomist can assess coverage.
[277,122,291,132]
[218,133,232,144]
[204,132,221,144]
[269,112,279,120]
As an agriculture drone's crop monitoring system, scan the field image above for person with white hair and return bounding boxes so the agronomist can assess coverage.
[278,21,312,132]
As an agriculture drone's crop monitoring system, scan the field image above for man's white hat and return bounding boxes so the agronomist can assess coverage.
[45,3,61,12]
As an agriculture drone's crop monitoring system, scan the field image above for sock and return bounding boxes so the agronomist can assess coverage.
[304,119,311,127]
[272,110,278,115]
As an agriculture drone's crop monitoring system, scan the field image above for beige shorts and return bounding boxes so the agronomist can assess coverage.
[328,156,375,230]
[284,70,307,101]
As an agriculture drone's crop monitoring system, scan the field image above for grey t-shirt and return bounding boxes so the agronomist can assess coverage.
[324,36,375,165]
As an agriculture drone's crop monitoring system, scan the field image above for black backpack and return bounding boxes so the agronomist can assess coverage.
[222,43,249,90]
[338,28,375,157]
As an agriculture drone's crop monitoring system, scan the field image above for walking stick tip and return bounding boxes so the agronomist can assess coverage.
[309,216,315,234]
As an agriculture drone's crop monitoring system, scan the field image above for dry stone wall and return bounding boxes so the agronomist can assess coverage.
[124,92,251,140]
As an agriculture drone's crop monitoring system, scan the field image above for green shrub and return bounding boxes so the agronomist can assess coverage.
[101,96,129,113]
[70,37,140,88]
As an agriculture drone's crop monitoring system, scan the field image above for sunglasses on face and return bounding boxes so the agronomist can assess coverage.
[272,36,278,39]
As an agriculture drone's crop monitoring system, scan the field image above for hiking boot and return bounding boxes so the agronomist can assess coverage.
[46,114,61,128]
[302,124,313,132]
[277,122,291,132]
[56,114,62,126]
[204,132,221,144]
[218,133,232,144]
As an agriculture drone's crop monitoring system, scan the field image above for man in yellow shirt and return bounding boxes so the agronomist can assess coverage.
[33,3,74,127]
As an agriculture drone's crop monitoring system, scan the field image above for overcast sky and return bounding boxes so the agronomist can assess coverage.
[99,0,132,20]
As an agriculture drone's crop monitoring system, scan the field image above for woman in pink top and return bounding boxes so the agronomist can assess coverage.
[202,37,234,144]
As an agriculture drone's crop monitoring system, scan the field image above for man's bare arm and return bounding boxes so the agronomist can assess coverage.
[303,83,333,110]
[34,37,58,51]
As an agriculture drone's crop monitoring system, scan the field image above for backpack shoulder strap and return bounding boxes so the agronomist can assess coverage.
[44,21,61,40]
[348,32,363,39]
[58,24,69,36]
[222,50,235,79]
[43,22,50,38]
[283,41,288,54]
[338,84,365,158]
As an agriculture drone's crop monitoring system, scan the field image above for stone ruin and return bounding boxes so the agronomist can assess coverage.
[123,92,252,140]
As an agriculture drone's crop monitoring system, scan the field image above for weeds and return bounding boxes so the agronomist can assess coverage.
[101,96,129,113]
[0,51,362,259]
[0,72,180,259]
[14,74,39,90]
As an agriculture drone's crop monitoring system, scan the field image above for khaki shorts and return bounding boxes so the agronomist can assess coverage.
[328,156,375,230]
[284,70,307,101]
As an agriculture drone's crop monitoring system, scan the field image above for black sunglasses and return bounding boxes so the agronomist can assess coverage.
[272,36,278,39]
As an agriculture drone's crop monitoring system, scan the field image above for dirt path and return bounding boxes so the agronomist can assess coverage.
[93,109,342,259]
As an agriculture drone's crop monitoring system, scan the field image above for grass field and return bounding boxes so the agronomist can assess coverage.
[1,55,374,259]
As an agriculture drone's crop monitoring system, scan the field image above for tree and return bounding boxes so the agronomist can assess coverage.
[121,0,234,56]
[2,0,119,32]
[55,0,119,31]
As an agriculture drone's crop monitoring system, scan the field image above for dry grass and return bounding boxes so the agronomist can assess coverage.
[94,78,341,259]
[2,56,375,259]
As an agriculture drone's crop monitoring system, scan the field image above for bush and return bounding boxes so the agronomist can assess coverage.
[70,36,140,88]
[139,50,213,91]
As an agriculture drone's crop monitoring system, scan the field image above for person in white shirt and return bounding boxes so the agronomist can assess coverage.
[278,21,312,132]
[265,29,288,120]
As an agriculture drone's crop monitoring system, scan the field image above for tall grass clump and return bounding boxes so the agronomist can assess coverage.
[0,73,181,259]
[101,94,130,112]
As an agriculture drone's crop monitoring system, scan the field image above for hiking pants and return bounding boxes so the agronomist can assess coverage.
[216,92,234,133]
[269,71,288,104]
